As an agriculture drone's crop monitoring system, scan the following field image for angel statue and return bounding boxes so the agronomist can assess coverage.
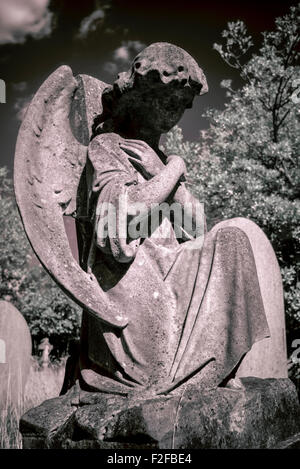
[14,43,287,398]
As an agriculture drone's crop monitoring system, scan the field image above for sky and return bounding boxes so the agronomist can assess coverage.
[0,0,298,174]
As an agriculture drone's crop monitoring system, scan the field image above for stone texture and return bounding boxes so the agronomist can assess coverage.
[0,300,31,410]
[14,42,285,397]
[20,378,300,449]
[15,43,292,444]
[211,218,288,379]
[112,42,208,97]
[14,65,126,329]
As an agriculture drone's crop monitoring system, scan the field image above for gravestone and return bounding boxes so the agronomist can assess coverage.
[38,338,53,369]
[211,218,288,379]
[0,300,32,410]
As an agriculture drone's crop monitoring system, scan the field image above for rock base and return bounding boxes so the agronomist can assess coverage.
[20,378,300,449]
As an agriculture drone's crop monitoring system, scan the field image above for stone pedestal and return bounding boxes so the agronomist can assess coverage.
[20,377,300,449]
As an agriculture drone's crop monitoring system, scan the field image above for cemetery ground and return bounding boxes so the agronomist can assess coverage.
[0,357,65,449]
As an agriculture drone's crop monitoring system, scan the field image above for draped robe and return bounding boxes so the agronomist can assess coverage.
[77,132,270,395]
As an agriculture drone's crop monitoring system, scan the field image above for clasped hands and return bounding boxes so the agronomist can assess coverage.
[120,139,186,181]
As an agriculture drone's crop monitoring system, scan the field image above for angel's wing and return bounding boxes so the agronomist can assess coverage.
[14,65,127,329]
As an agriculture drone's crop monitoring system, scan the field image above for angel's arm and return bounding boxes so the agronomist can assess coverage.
[125,159,205,240]
[89,136,186,262]
[119,140,186,214]
[120,139,205,238]
[169,182,206,238]
[126,156,186,211]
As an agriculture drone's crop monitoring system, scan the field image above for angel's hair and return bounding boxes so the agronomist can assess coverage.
[91,42,208,138]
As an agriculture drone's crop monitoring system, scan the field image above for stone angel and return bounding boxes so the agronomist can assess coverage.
[14,43,287,398]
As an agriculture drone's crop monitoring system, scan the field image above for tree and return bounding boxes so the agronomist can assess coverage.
[0,167,81,357]
[163,5,300,348]
[0,167,31,303]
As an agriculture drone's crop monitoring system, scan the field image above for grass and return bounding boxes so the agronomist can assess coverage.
[0,357,65,449]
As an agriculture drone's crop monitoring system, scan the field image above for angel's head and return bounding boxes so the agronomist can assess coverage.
[94,42,208,136]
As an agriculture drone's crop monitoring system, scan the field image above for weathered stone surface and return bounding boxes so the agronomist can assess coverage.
[20,385,79,449]
[70,73,108,145]
[211,218,288,379]
[13,64,126,329]
[173,378,299,449]
[15,42,286,399]
[0,300,31,410]
[15,42,290,444]
[20,378,300,449]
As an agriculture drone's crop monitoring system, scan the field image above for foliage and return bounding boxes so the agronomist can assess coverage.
[163,4,300,347]
[0,167,31,303]
[0,167,81,356]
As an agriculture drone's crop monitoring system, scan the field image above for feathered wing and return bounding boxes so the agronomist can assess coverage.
[14,65,127,328]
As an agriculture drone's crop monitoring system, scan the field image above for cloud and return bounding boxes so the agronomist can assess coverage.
[103,61,118,75]
[104,40,146,77]
[14,94,33,122]
[0,0,53,45]
[114,41,145,62]
[77,8,105,39]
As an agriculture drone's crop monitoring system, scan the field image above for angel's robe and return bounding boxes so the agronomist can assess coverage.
[77,132,270,395]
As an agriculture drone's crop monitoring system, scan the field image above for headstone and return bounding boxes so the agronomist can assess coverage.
[38,338,53,369]
[0,300,32,410]
[211,218,288,379]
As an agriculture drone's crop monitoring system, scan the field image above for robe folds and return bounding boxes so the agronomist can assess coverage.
[77,132,270,395]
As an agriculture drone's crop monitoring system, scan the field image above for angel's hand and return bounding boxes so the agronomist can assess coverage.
[120,139,165,180]
[166,154,187,181]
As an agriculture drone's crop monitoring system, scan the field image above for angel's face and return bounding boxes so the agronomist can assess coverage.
[151,87,195,132]
[112,83,196,136]
[132,86,195,134]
